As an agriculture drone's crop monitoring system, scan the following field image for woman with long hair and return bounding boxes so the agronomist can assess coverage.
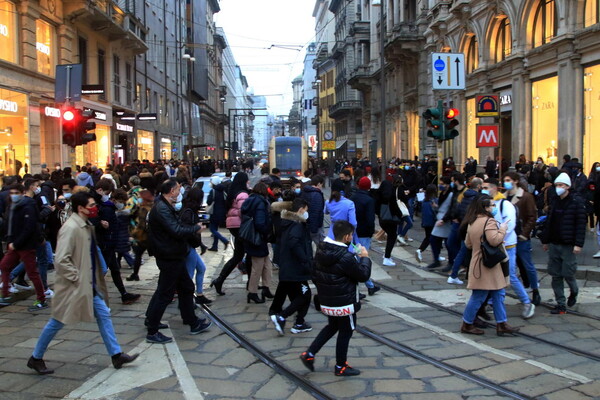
[181,187,211,305]
[460,195,519,336]
[376,176,403,266]
[210,172,251,295]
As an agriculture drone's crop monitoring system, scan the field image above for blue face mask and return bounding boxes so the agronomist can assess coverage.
[174,202,182,211]
[450,182,455,189]
[491,207,498,217]
[294,188,301,195]
[10,194,22,203]
[404,166,410,170]
[504,181,513,191]
[481,189,490,196]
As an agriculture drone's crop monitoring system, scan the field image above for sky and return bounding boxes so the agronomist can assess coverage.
[214,0,317,115]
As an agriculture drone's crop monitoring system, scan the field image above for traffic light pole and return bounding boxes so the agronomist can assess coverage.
[436,99,444,179]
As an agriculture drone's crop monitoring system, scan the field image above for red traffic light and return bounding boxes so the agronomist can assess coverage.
[446,108,459,119]
[63,110,75,121]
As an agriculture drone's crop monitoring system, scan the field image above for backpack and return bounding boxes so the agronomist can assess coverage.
[500,199,522,236]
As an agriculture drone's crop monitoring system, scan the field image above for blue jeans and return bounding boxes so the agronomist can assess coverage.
[45,241,53,266]
[463,289,507,324]
[446,222,461,264]
[506,245,531,304]
[33,295,121,358]
[186,248,206,294]
[408,197,416,218]
[397,216,413,237]
[210,220,228,249]
[357,237,374,289]
[450,242,467,279]
[517,240,539,290]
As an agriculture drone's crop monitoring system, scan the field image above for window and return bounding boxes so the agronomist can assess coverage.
[465,35,479,74]
[135,83,142,111]
[494,18,512,63]
[532,0,556,48]
[584,0,599,27]
[159,95,164,124]
[113,55,120,103]
[125,63,132,106]
[531,76,558,165]
[36,20,54,76]
[78,37,88,84]
[98,49,106,100]
[145,88,150,109]
[0,0,17,63]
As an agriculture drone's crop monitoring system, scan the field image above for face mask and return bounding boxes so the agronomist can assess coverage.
[490,207,498,217]
[115,202,125,210]
[450,182,455,189]
[417,166,421,170]
[34,187,41,195]
[10,194,22,202]
[302,211,309,220]
[596,167,600,172]
[63,192,72,200]
[174,202,182,211]
[481,189,491,196]
[556,187,566,197]
[180,186,185,195]
[294,188,301,195]
[137,197,144,204]
[56,200,66,209]
[55,166,60,171]
[504,181,513,191]
[537,161,542,164]
[176,193,183,203]
[404,166,410,170]
[101,194,110,202]
[86,206,99,219]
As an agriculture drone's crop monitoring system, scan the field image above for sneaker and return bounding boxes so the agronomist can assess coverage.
[291,322,313,334]
[447,276,464,285]
[550,305,567,315]
[567,293,578,307]
[146,331,173,344]
[0,282,19,294]
[367,286,381,296]
[405,237,414,242]
[299,351,315,371]
[415,249,423,263]
[28,301,49,311]
[270,314,285,336]
[382,258,396,266]
[44,289,54,299]
[190,318,212,334]
[0,296,14,305]
[522,303,535,319]
[14,280,32,291]
[593,251,600,259]
[438,256,446,262]
[121,293,141,304]
[397,236,407,245]
[334,362,361,376]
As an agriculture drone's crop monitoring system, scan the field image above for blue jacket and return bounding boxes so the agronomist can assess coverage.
[326,196,359,244]
[300,185,324,233]
[76,172,94,188]
[421,199,436,228]
[351,189,375,238]
[241,194,272,257]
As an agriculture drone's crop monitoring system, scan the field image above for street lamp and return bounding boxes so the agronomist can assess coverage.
[372,0,385,163]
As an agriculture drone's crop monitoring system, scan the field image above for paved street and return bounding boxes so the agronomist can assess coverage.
[1,222,600,399]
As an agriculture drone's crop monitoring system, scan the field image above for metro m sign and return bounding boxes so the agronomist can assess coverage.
[476,124,499,147]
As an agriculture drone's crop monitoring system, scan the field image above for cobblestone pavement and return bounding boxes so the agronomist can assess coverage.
[1,226,600,399]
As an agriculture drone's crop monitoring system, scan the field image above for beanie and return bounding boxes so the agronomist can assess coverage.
[358,176,371,190]
[210,176,222,186]
[554,172,571,187]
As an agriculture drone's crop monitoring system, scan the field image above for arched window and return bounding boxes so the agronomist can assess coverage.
[584,0,599,27]
[532,0,556,48]
[465,35,479,74]
[494,18,512,63]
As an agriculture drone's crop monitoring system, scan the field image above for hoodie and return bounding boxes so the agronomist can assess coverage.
[76,172,94,188]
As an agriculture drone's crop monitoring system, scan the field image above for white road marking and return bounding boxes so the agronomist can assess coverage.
[165,336,204,400]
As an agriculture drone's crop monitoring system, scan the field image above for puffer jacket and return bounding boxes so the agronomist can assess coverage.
[277,210,312,282]
[541,192,587,247]
[351,189,375,238]
[313,238,371,313]
[225,191,249,229]
[240,194,272,257]
[456,189,481,222]
[300,185,325,233]
[207,183,227,224]
[114,212,132,253]
[147,196,196,260]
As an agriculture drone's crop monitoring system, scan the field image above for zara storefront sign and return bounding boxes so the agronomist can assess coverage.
[0,24,9,37]
[44,106,61,118]
[0,99,18,113]
[116,123,133,133]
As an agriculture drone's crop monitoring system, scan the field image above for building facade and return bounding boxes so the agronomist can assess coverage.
[301,43,318,153]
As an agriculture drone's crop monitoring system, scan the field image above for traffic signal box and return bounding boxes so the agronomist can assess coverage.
[444,108,459,140]
[61,107,97,148]
[422,100,460,141]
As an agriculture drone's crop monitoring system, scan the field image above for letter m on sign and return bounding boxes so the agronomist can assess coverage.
[476,124,500,147]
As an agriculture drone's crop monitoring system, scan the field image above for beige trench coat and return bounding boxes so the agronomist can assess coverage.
[51,213,109,325]
[465,216,508,291]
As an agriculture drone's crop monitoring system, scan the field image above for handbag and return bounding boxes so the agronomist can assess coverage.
[480,218,508,268]
[239,215,262,246]
[397,200,409,217]
[380,204,401,223]
[205,190,215,215]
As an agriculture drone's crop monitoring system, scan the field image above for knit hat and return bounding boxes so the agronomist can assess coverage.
[358,176,371,190]
[554,172,571,187]
[210,176,222,186]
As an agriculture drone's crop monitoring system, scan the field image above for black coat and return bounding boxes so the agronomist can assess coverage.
[277,210,312,282]
[376,180,403,219]
[92,200,118,249]
[6,197,41,250]
[240,194,272,257]
[313,241,371,312]
[207,183,227,224]
[148,196,196,260]
[300,185,325,233]
[351,189,375,238]
[541,192,587,248]
[180,206,204,248]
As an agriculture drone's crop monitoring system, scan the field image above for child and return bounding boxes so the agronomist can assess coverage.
[415,184,438,263]
[299,220,371,376]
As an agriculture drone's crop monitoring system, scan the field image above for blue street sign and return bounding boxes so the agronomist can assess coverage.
[434,58,445,72]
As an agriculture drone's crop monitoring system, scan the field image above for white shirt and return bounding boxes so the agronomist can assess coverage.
[494,198,517,246]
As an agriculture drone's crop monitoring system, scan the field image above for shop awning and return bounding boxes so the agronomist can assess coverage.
[336,139,347,149]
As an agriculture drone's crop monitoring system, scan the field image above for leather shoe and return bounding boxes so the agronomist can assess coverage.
[112,352,139,369]
[496,322,520,336]
[27,356,54,375]
[144,318,169,330]
[460,322,484,335]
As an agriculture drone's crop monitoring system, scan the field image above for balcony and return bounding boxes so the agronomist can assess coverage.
[348,65,372,91]
[331,40,345,59]
[64,0,147,54]
[350,21,370,38]
[329,100,363,119]
[384,22,423,63]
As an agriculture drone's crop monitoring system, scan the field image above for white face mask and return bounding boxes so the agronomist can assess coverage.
[302,211,309,220]
[34,187,41,195]
[101,194,110,202]
[176,193,183,203]
[174,202,182,211]
[63,192,72,200]
[555,187,566,197]
[115,202,125,210]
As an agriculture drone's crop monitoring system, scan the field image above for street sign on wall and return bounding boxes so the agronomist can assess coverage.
[476,95,500,117]
[476,124,500,147]
[322,141,335,150]
[431,53,465,90]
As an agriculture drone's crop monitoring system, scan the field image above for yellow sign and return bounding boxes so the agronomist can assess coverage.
[322,141,335,150]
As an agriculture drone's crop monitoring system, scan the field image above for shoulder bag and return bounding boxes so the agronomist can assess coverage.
[205,189,215,215]
[480,218,508,268]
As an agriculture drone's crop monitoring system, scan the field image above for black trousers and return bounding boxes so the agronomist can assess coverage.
[308,314,356,366]
[380,221,399,258]
[101,246,126,296]
[132,242,148,276]
[270,281,311,324]
[146,258,198,335]
[216,228,252,282]
[418,226,433,251]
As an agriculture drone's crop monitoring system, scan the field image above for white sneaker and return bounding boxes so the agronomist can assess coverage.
[383,258,396,266]
[405,237,414,242]
[44,288,54,299]
[397,236,407,245]
[0,282,19,294]
[522,303,535,319]
[447,276,464,285]
[438,256,446,262]
[415,249,423,263]
[593,251,600,259]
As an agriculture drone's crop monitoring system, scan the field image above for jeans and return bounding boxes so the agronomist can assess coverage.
[33,296,121,358]
[446,222,461,265]
[186,248,206,294]
[463,289,507,324]
[1,248,45,302]
[547,243,579,307]
[408,197,416,218]
[357,237,374,289]
[506,246,531,304]
[307,314,356,366]
[450,242,468,279]
[209,220,228,249]
[516,240,538,290]
[45,241,54,266]
[117,251,134,268]
[11,243,51,289]
[397,216,413,237]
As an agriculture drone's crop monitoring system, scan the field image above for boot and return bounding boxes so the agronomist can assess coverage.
[473,318,487,329]
[210,278,225,295]
[496,322,520,336]
[247,293,265,304]
[532,289,541,306]
[260,286,274,299]
[27,356,54,375]
[460,322,484,335]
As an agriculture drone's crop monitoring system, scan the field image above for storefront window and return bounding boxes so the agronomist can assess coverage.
[160,137,172,160]
[584,65,600,173]
[36,20,55,76]
[532,76,558,166]
[532,0,556,48]
[585,0,599,27]
[0,89,28,176]
[494,18,512,63]
[466,98,479,162]
[137,129,154,161]
[40,106,62,167]
[0,1,17,63]
[76,125,110,167]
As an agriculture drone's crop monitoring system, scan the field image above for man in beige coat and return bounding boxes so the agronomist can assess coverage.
[27,191,138,375]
